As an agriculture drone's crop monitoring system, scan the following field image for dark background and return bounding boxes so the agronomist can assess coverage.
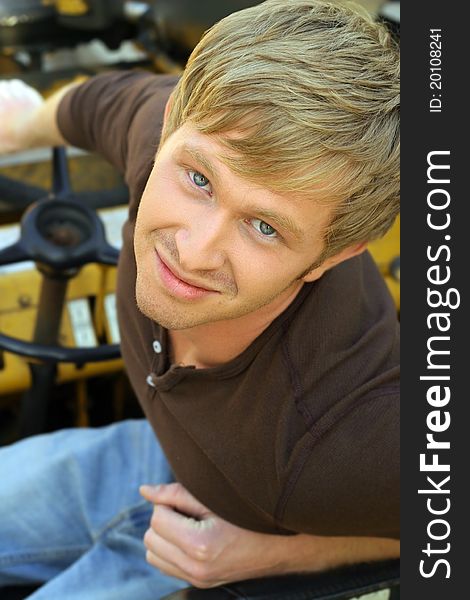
[401,2,468,597]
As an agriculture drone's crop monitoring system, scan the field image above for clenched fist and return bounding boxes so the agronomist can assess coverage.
[140,482,287,588]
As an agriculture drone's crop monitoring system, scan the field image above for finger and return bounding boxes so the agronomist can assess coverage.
[144,527,217,587]
[144,525,196,573]
[150,503,216,559]
[146,548,190,584]
[140,482,211,518]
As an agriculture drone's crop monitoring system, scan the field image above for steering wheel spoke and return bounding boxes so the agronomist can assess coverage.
[95,241,120,266]
[0,239,29,266]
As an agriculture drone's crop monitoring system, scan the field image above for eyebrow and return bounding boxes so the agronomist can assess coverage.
[177,143,221,185]
[250,207,304,240]
[176,143,304,240]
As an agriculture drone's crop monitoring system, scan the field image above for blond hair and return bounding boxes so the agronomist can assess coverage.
[162,0,400,261]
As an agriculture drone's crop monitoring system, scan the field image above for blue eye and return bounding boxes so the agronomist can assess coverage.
[189,170,211,191]
[251,219,278,238]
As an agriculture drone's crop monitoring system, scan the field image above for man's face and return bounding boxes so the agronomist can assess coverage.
[134,122,341,330]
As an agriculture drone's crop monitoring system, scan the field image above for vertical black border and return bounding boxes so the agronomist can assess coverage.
[401,2,468,597]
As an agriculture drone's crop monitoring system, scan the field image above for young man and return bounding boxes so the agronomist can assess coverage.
[0,1,400,598]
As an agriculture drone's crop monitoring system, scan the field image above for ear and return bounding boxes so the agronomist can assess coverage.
[302,241,368,283]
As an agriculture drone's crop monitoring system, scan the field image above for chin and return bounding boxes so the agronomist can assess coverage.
[135,283,209,329]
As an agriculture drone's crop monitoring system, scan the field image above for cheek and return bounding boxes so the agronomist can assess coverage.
[138,176,183,228]
[233,248,293,294]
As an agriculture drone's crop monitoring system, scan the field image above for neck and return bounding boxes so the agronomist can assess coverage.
[169,282,304,368]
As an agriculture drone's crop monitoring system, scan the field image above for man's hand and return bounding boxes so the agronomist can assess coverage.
[140,482,400,589]
[0,80,44,154]
[0,78,79,155]
[140,482,289,588]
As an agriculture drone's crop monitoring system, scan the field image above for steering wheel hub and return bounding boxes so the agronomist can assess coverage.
[38,201,92,249]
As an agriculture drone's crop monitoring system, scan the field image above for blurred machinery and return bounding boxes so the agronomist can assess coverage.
[0,148,126,441]
[1,1,400,72]
[0,1,266,73]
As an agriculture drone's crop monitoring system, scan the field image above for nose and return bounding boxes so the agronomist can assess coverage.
[175,211,228,272]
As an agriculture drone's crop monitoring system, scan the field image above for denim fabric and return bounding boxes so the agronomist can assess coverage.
[0,420,189,599]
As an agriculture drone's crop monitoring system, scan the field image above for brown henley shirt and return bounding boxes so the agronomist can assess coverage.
[57,70,400,539]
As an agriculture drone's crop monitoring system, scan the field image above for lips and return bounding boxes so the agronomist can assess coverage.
[155,250,218,299]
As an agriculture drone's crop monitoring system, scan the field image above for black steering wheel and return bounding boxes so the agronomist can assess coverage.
[0,146,121,364]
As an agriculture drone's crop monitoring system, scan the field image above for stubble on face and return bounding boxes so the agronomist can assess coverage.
[135,226,310,331]
[134,227,236,330]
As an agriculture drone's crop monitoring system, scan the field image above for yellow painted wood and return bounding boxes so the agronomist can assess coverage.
[0,264,122,395]
[368,216,400,311]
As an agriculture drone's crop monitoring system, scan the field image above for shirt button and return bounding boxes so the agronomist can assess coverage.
[146,373,157,388]
[153,340,162,354]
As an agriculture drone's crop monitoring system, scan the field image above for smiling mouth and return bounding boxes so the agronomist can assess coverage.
[155,250,219,298]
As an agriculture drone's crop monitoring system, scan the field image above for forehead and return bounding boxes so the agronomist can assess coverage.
[160,123,335,242]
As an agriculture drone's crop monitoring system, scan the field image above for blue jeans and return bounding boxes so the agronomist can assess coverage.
[0,420,189,599]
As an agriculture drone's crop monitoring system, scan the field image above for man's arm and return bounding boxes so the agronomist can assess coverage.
[0,79,82,155]
[140,483,399,589]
